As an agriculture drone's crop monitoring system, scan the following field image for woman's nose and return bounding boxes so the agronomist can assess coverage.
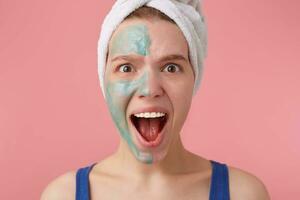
[138,71,164,99]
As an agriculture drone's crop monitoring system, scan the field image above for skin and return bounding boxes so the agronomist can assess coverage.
[104,20,195,165]
[40,18,271,200]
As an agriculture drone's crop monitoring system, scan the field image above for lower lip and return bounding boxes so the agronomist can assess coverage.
[131,118,167,148]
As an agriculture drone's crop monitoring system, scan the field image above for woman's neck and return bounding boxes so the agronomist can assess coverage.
[107,135,198,181]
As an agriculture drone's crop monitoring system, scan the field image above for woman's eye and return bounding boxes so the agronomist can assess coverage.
[162,64,181,73]
[118,64,133,73]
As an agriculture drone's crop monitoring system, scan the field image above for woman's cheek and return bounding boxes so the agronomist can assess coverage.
[169,80,193,131]
[106,81,132,117]
[104,78,155,164]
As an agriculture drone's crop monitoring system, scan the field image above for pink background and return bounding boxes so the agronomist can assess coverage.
[0,0,299,199]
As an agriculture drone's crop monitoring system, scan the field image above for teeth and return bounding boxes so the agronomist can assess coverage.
[134,112,166,118]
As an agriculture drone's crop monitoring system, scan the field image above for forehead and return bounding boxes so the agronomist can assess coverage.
[108,18,189,59]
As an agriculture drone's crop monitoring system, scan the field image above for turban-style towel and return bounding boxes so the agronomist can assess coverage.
[98,0,208,98]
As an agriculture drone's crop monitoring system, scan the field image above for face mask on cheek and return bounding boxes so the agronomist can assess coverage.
[104,23,161,164]
[105,72,154,164]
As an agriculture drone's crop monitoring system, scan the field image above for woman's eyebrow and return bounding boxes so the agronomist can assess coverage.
[111,55,139,62]
[158,54,188,63]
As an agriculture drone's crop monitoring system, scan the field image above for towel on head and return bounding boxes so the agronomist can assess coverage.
[98,0,208,98]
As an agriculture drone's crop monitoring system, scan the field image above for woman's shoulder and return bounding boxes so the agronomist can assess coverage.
[227,165,271,200]
[40,170,77,200]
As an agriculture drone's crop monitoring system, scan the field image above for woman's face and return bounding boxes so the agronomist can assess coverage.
[104,18,195,164]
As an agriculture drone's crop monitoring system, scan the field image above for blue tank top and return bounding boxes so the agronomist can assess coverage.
[76,160,230,200]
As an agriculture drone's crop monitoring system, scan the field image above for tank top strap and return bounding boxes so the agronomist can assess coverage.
[75,163,97,200]
[209,160,230,200]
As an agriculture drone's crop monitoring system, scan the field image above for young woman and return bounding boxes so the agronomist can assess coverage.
[41,1,270,200]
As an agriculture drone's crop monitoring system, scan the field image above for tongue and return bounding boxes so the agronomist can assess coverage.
[138,118,160,142]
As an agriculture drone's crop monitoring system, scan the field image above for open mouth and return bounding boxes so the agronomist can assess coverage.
[130,113,168,143]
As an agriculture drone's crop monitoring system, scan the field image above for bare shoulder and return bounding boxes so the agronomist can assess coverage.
[40,170,77,200]
[228,165,271,200]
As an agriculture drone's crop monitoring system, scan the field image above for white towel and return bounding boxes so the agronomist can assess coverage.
[98,0,207,98]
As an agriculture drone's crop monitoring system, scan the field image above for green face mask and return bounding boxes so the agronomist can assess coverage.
[105,24,154,164]
[110,24,151,56]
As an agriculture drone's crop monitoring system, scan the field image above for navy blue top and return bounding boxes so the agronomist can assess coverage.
[76,160,230,200]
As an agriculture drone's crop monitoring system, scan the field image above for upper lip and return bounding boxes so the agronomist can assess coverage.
[130,106,170,116]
